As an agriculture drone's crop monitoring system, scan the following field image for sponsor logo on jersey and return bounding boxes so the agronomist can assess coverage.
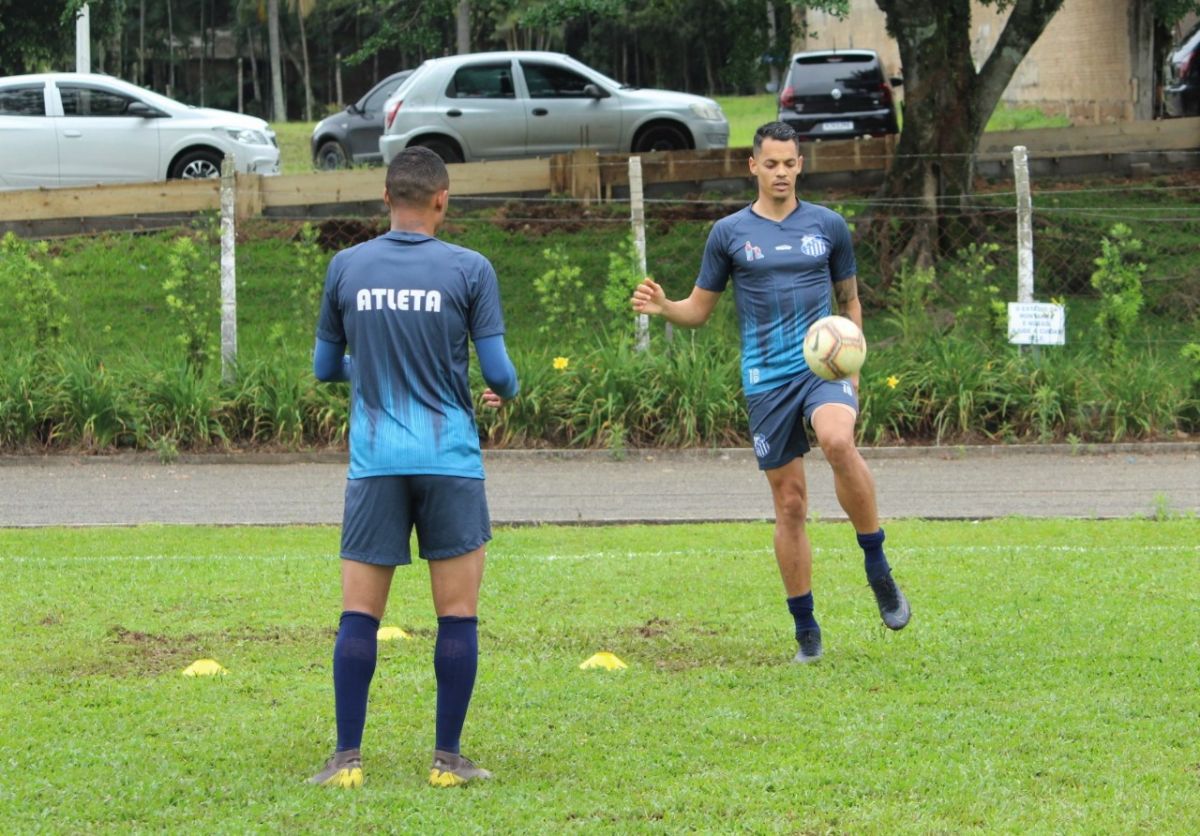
[356,288,443,313]
[842,380,854,397]
[753,433,771,459]
[774,244,793,251]
[743,240,764,262]
[748,368,760,385]
[799,235,828,257]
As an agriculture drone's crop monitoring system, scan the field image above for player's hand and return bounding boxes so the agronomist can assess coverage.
[481,388,504,410]
[631,277,667,316]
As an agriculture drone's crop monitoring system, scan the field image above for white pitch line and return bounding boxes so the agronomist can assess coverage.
[2,543,1195,565]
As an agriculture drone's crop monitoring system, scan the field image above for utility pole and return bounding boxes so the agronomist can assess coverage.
[76,4,91,73]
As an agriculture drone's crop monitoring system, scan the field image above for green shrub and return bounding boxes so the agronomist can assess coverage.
[1090,223,1145,362]
[163,234,219,371]
[0,232,69,346]
[533,245,595,335]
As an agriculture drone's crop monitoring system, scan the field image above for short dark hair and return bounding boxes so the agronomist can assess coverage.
[385,146,450,206]
[752,121,800,156]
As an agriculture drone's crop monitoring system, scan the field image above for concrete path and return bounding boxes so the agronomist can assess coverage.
[1,444,1196,527]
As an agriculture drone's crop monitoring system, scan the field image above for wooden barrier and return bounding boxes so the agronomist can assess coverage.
[0,119,1195,227]
[0,178,220,222]
[979,117,1200,160]
[589,134,898,197]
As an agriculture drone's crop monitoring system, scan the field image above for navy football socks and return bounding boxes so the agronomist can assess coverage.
[857,528,891,582]
[333,610,380,752]
[433,615,479,755]
[787,592,818,637]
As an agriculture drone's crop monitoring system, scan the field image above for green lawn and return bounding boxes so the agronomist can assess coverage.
[269,98,1071,175]
[2,519,1197,832]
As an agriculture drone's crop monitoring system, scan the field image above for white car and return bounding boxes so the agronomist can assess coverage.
[0,72,280,190]
[379,51,729,164]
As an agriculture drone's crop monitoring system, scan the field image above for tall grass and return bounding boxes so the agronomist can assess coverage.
[0,327,1193,454]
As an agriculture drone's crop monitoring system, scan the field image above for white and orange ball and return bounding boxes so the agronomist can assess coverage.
[803,315,867,381]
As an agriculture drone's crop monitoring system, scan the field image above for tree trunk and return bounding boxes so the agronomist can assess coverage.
[297,1,314,121]
[456,0,471,53]
[247,26,263,108]
[137,0,145,86]
[167,0,175,95]
[872,0,1065,275]
[1128,1,1155,121]
[267,0,286,122]
[199,0,206,106]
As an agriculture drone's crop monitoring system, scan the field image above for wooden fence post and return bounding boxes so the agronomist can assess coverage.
[567,147,600,204]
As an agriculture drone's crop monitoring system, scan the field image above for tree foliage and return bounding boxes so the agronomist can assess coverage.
[0,1,856,117]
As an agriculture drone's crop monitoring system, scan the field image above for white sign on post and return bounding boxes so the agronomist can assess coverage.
[1007,302,1066,346]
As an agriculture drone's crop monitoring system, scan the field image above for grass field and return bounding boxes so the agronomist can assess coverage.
[2,519,1197,832]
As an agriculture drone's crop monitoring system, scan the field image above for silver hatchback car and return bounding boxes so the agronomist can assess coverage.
[379,51,729,164]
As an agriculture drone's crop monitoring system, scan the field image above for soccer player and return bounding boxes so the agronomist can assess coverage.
[631,121,909,663]
[308,146,519,788]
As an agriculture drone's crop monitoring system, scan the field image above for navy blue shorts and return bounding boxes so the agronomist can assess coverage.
[745,374,858,471]
[340,475,492,566]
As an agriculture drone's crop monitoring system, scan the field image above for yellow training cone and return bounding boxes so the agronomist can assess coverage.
[377,626,412,641]
[579,651,627,671]
[182,659,228,677]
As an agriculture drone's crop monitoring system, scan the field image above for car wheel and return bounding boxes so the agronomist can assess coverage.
[413,137,463,164]
[315,141,349,170]
[633,123,690,153]
[170,149,224,180]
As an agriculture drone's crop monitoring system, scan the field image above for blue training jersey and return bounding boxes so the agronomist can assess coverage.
[696,201,856,395]
[316,230,506,480]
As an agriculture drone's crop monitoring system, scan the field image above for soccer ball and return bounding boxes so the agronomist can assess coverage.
[803,315,867,381]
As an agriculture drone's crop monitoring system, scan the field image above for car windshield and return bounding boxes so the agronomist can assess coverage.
[789,55,880,89]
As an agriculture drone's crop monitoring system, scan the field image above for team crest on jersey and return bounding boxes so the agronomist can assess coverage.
[753,433,771,459]
[799,235,828,257]
[743,240,764,262]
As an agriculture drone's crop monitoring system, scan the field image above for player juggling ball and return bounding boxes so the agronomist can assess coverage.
[310,146,518,788]
[631,121,910,664]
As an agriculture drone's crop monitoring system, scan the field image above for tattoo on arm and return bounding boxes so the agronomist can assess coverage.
[834,278,858,308]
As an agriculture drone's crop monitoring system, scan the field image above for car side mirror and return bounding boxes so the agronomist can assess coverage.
[889,76,903,88]
[127,101,163,117]
[583,83,606,99]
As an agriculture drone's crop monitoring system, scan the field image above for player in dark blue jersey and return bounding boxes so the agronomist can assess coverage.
[308,146,519,788]
[632,122,909,664]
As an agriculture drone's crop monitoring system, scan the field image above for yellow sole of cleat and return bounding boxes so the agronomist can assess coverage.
[429,768,466,787]
[321,767,364,789]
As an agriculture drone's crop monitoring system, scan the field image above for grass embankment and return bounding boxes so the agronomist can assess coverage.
[1,177,1198,452]
[1,519,1196,832]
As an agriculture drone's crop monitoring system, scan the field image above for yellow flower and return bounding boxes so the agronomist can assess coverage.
[886,375,900,389]
[553,356,570,371]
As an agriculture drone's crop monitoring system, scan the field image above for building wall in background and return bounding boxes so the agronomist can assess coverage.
[796,0,1143,124]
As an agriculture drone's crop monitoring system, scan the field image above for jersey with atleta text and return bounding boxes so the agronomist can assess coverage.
[316,231,505,480]
[695,202,856,395]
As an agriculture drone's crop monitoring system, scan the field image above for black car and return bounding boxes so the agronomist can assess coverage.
[1164,22,1200,118]
[311,70,413,169]
[777,50,901,142]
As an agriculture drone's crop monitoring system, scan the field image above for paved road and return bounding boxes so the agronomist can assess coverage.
[1,444,1196,527]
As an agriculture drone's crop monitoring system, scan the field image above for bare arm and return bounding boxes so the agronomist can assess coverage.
[631,278,721,328]
[835,277,862,331]
[835,277,863,388]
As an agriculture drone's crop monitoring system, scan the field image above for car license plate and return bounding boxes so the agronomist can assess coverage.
[820,121,854,132]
